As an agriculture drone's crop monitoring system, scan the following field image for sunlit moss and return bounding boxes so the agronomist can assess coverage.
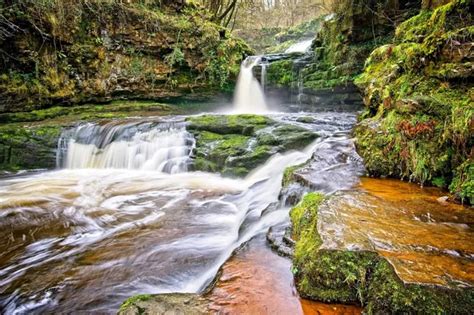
[354,0,473,202]
[290,193,474,311]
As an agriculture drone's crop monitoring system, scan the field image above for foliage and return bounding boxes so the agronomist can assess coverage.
[266,60,296,87]
[0,0,249,112]
[354,0,473,203]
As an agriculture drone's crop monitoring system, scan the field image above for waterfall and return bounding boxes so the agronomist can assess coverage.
[285,39,313,54]
[57,121,194,173]
[261,61,267,92]
[233,56,268,113]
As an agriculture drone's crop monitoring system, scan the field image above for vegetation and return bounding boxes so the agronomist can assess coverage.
[0,0,250,113]
[354,0,473,203]
[290,192,474,313]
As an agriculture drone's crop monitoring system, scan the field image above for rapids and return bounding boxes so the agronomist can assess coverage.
[0,110,360,313]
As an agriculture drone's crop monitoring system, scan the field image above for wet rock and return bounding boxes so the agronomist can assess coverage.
[290,178,474,313]
[296,116,316,123]
[118,293,208,315]
[266,224,294,257]
[187,114,318,177]
[283,136,365,194]
[437,196,449,205]
[0,124,62,171]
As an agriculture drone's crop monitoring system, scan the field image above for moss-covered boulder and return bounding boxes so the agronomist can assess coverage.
[0,1,251,113]
[118,293,207,315]
[290,181,474,313]
[186,114,318,176]
[0,124,62,171]
[354,0,474,203]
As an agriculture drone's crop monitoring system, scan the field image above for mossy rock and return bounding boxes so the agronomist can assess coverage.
[0,124,62,171]
[290,192,474,313]
[118,293,207,315]
[354,0,474,203]
[186,114,272,135]
[187,114,318,177]
[0,101,176,124]
[266,60,296,88]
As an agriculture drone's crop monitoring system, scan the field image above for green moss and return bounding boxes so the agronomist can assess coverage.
[449,159,474,203]
[282,162,306,187]
[186,114,272,135]
[0,124,62,171]
[188,115,317,177]
[267,60,296,88]
[119,294,151,312]
[355,0,473,202]
[290,193,474,312]
[290,192,324,240]
[0,101,175,124]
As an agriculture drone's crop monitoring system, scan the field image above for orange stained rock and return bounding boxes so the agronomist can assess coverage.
[206,236,362,315]
[318,177,474,288]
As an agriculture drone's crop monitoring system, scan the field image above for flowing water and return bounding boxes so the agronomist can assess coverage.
[57,120,194,172]
[233,56,268,113]
[0,107,361,313]
[285,39,314,54]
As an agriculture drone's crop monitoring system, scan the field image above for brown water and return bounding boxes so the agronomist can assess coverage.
[0,111,364,313]
[206,235,362,315]
[319,178,474,288]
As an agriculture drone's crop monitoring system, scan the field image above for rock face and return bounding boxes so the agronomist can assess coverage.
[0,124,62,171]
[258,1,421,107]
[354,0,473,203]
[301,0,421,90]
[0,1,250,113]
[186,114,318,176]
[290,179,474,313]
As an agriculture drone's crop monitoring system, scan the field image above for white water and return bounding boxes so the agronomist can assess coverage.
[57,121,194,173]
[285,39,313,53]
[0,110,362,313]
[0,138,318,313]
[233,56,268,113]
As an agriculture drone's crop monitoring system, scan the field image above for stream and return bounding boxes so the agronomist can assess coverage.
[0,105,362,313]
[1,47,471,313]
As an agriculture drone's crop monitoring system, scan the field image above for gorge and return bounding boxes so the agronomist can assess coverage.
[0,0,472,314]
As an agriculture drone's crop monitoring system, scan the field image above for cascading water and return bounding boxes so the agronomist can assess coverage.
[57,120,194,173]
[233,56,268,113]
[0,109,363,313]
[285,38,313,54]
[260,61,268,92]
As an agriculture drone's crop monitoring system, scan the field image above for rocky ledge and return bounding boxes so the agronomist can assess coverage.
[290,178,474,313]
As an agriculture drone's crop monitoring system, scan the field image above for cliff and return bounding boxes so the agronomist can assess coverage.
[0,0,250,113]
[355,0,473,203]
